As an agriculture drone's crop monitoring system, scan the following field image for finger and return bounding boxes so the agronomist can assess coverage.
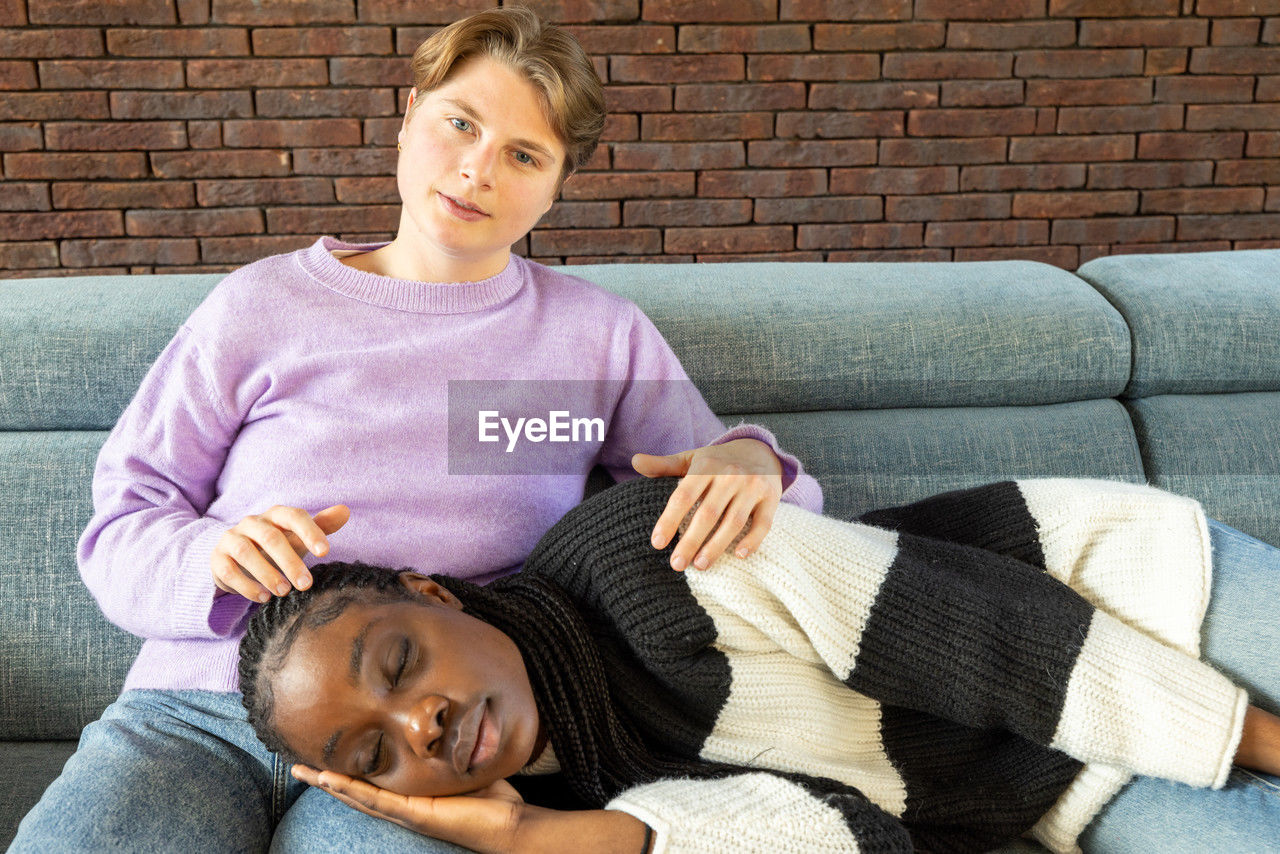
[730,494,779,559]
[313,504,351,538]
[316,770,417,823]
[215,529,292,598]
[631,450,693,479]
[210,551,273,603]
[675,479,739,571]
[650,474,712,561]
[263,504,333,558]
[234,516,311,593]
[691,493,757,570]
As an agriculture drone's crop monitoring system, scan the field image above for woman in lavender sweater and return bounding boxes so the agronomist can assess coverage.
[10,9,820,853]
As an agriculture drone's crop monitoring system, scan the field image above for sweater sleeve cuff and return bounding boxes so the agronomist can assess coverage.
[170,522,254,639]
[710,422,823,514]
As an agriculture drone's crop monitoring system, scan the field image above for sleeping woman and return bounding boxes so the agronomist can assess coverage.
[238,476,1280,853]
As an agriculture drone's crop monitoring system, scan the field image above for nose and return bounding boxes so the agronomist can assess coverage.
[459,142,496,190]
[404,695,448,760]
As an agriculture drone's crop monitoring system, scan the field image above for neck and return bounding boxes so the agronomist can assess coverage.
[370,214,511,283]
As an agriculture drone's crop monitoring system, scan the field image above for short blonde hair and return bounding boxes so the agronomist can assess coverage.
[409,6,605,183]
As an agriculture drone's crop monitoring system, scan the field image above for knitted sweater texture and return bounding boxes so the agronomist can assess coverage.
[77,237,821,693]
[516,477,1247,854]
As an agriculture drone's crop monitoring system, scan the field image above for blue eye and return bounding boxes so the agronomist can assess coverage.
[513,151,534,166]
[450,118,472,133]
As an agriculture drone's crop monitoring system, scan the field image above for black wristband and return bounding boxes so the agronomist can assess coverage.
[641,824,653,853]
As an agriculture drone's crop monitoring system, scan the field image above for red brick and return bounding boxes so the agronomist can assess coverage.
[881,137,1007,165]
[1146,48,1190,74]
[327,57,412,87]
[749,139,877,167]
[0,0,26,25]
[810,82,938,110]
[1270,188,1280,211]
[781,0,912,20]
[28,0,175,25]
[108,28,249,56]
[198,177,335,206]
[1017,49,1145,78]
[1212,17,1262,45]
[211,0,354,25]
[38,59,182,89]
[1051,216,1173,243]
[1258,75,1280,100]
[151,149,291,178]
[946,21,1075,49]
[560,253,691,264]
[188,120,222,148]
[562,171,696,200]
[1036,107,1057,133]
[334,177,397,205]
[4,152,147,180]
[776,111,904,138]
[256,88,396,118]
[1214,159,1280,184]
[1189,46,1280,74]
[833,166,957,194]
[748,53,879,81]
[601,113,638,142]
[514,0,640,24]
[926,219,1049,247]
[644,0,777,22]
[916,0,1045,18]
[0,123,42,151]
[940,80,1025,107]
[1087,161,1213,188]
[699,169,828,197]
[0,60,36,89]
[1247,131,1280,155]
[1156,76,1256,102]
[813,22,944,51]
[293,148,394,176]
[1265,18,1280,43]
[1142,187,1264,212]
[693,251,824,262]
[612,55,743,84]
[0,183,51,211]
[884,51,1013,80]
[1188,103,1280,130]
[562,26,676,55]
[126,207,262,237]
[111,91,253,120]
[665,225,792,253]
[0,28,103,58]
[1050,0,1179,12]
[679,24,810,52]
[45,121,186,151]
[643,112,773,141]
[53,181,195,209]
[1138,131,1244,159]
[828,247,951,261]
[623,199,752,226]
[538,201,621,229]
[1010,134,1136,162]
[177,0,210,25]
[0,210,123,239]
[1178,213,1280,239]
[675,83,805,111]
[603,86,672,113]
[1013,190,1138,217]
[755,195,882,223]
[960,164,1086,191]
[908,107,1037,137]
[798,222,923,250]
[267,205,398,234]
[61,238,200,267]
[200,235,315,265]
[956,245,1079,267]
[887,193,1011,221]
[1057,104,1183,134]
[223,119,362,148]
[1079,18,1208,47]
[1196,0,1280,13]
[0,243,59,270]
[358,0,490,24]
[613,142,745,170]
[531,227,662,255]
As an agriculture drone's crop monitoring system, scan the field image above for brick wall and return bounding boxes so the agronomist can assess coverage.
[1,0,1278,275]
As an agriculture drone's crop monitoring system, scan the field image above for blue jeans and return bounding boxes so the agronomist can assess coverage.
[1080,520,1280,852]
[11,521,1280,852]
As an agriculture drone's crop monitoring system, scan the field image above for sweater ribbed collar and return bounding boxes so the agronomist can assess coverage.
[299,236,525,314]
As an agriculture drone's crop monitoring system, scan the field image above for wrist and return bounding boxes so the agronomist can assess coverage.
[514,807,649,854]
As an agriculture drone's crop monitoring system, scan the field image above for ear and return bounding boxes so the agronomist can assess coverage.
[397,571,463,610]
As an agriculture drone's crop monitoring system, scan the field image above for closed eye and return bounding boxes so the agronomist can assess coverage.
[363,733,384,777]
[392,636,410,687]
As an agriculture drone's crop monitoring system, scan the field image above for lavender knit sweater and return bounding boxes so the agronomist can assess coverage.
[78,236,822,693]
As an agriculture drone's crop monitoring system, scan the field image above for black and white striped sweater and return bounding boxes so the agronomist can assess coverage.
[516,477,1247,854]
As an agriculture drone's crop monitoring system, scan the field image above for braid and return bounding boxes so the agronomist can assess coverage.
[436,573,725,807]
[238,561,418,758]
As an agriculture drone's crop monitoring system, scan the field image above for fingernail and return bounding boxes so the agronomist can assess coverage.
[257,592,270,603]
[313,541,328,556]
[694,555,708,570]
[736,547,749,558]
[275,582,290,596]
[671,555,686,571]
[651,534,662,549]
[297,573,312,590]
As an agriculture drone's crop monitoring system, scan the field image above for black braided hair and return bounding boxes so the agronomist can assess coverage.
[238,561,419,760]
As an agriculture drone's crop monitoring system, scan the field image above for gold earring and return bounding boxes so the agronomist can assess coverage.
[397,142,402,151]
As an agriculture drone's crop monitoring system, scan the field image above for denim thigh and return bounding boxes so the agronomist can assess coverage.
[8,689,305,854]
[271,786,475,853]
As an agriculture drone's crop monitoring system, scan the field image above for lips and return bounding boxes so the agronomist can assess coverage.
[450,699,497,774]
[438,192,489,221]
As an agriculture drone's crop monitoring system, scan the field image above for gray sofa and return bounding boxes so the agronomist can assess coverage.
[3,249,1279,851]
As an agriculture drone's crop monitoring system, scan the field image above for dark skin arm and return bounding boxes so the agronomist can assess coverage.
[1236,705,1280,776]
